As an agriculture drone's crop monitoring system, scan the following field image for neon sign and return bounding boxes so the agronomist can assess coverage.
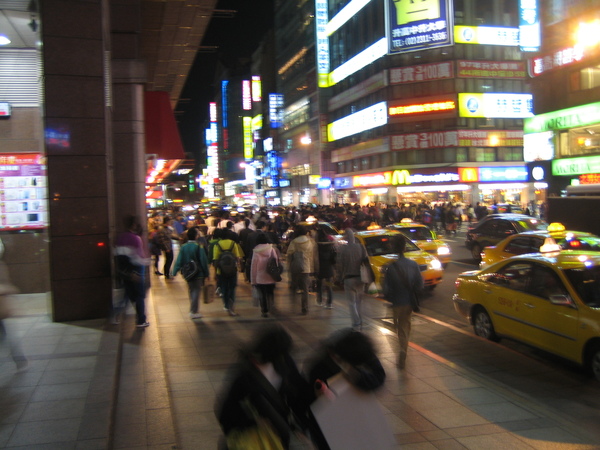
[389,100,455,116]
[454,26,520,46]
[242,80,251,110]
[327,101,387,142]
[353,169,460,187]
[519,0,540,52]
[315,0,330,88]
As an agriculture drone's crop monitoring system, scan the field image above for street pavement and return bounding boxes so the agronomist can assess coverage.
[2,264,600,449]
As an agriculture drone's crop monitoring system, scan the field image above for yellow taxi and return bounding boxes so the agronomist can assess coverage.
[453,250,600,381]
[354,229,444,291]
[479,222,600,269]
[387,219,452,268]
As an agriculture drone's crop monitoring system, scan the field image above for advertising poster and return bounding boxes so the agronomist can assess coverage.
[0,154,48,230]
[387,0,452,54]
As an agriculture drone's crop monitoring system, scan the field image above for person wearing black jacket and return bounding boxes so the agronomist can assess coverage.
[315,227,336,308]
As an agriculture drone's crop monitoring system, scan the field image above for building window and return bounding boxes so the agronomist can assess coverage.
[470,147,496,162]
[497,147,523,161]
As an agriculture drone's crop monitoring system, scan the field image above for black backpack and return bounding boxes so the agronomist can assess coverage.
[216,241,238,277]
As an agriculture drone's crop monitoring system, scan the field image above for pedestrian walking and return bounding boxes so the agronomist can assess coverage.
[315,227,336,308]
[173,227,209,319]
[115,215,151,327]
[382,237,424,369]
[212,228,244,316]
[250,234,280,317]
[337,229,368,331]
[286,225,317,315]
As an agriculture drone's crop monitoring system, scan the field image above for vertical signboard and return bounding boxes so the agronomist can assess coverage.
[519,0,540,52]
[387,0,452,54]
[315,0,330,87]
[243,117,253,160]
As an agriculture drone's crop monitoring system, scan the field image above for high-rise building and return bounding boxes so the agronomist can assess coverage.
[525,0,600,198]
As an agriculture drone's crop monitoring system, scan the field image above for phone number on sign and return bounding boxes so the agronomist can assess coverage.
[393,32,447,47]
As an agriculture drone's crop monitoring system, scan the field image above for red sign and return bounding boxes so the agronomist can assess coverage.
[390,130,523,151]
[579,174,600,184]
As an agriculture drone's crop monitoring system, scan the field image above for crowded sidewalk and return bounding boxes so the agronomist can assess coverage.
[0,272,599,448]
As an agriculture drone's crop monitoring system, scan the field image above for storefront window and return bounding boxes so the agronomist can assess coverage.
[361,157,369,170]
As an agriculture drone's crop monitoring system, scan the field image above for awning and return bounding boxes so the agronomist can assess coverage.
[144,91,186,160]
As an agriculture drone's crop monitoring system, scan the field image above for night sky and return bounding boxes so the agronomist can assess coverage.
[176,0,275,157]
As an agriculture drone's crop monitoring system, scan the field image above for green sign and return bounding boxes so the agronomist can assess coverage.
[552,155,600,176]
[524,102,600,134]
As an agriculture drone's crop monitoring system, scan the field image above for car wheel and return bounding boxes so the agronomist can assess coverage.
[471,244,482,262]
[473,307,499,341]
[587,344,600,382]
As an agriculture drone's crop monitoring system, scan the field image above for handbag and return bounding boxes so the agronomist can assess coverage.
[181,243,201,281]
[252,285,261,307]
[360,260,374,284]
[266,254,283,282]
[181,260,199,281]
[203,283,215,304]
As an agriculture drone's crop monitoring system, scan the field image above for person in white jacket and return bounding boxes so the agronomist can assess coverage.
[250,234,281,317]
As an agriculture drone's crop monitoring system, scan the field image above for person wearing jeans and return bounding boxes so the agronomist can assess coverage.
[173,227,209,319]
[337,229,367,331]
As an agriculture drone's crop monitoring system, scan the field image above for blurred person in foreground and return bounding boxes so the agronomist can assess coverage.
[173,227,209,320]
[0,238,27,369]
[382,237,424,369]
[303,328,386,449]
[215,324,311,449]
[115,215,151,327]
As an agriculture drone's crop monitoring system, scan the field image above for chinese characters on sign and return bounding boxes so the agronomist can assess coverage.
[391,130,523,151]
[388,0,452,54]
[529,46,585,77]
[457,60,526,78]
[0,154,48,230]
[390,62,453,84]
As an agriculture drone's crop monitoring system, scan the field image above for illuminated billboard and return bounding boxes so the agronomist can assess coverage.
[519,0,540,52]
[479,166,528,182]
[454,26,519,46]
[524,102,600,134]
[327,101,387,142]
[242,80,251,110]
[269,94,284,129]
[0,154,48,231]
[388,95,456,122]
[315,0,330,88]
[387,0,452,54]
[457,60,526,79]
[458,93,533,118]
[389,62,453,84]
[243,117,253,160]
[251,76,262,102]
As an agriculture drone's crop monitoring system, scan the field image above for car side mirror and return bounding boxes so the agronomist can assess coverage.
[549,294,575,307]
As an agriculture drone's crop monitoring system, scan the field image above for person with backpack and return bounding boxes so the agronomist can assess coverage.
[381,237,424,369]
[212,228,244,316]
[286,225,316,315]
[173,227,209,319]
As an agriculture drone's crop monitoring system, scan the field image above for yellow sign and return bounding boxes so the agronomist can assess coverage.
[391,169,410,185]
[309,175,321,185]
[393,0,440,26]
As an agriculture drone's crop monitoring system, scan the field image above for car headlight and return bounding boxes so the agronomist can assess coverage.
[429,258,442,270]
[437,246,450,256]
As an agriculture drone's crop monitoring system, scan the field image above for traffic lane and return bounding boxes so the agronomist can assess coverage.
[414,233,600,383]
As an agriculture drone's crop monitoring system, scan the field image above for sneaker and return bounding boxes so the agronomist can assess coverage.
[189,313,203,319]
[228,309,238,317]
[324,305,333,309]
[136,322,150,328]
[316,301,323,307]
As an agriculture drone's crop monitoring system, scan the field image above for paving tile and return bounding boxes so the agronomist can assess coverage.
[456,432,536,449]
[7,418,80,446]
[19,398,86,422]
[30,382,90,402]
[468,401,539,423]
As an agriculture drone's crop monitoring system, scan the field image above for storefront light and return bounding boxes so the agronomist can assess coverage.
[395,184,470,193]
[534,182,548,189]
[477,183,527,190]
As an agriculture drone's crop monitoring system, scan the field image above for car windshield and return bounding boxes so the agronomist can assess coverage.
[397,227,435,241]
[563,266,600,307]
[515,219,548,232]
[363,235,420,256]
